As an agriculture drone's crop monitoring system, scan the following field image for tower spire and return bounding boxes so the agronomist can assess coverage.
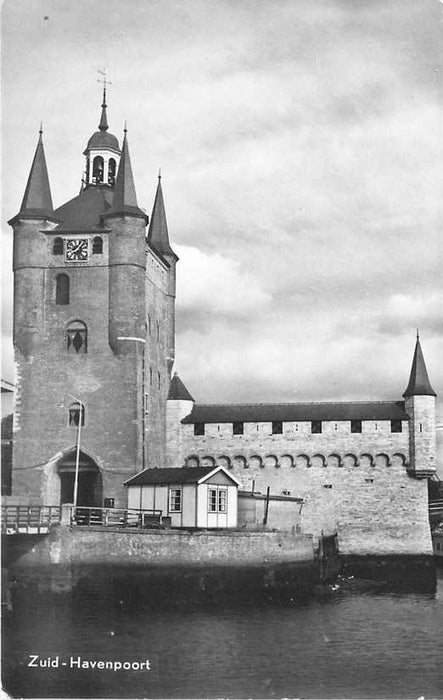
[10,126,55,222]
[99,86,108,131]
[104,131,146,219]
[403,335,436,397]
[147,175,178,259]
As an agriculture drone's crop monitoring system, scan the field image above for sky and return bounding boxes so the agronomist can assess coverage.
[1,0,443,432]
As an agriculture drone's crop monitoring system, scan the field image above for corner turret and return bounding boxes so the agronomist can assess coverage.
[403,334,437,478]
[166,373,195,467]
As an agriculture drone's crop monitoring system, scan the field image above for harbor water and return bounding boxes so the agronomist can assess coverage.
[2,563,443,699]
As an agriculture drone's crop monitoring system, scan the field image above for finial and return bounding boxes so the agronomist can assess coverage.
[123,120,127,135]
[97,69,111,131]
[158,167,162,181]
[39,122,43,137]
[416,328,420,340]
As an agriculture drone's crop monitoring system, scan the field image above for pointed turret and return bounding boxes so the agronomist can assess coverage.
[148,174,178,259]
[403,335,436,398]
[168,373,194,402]
[10,127,55,222]
[99,87,109,131]
[105,130,146,220]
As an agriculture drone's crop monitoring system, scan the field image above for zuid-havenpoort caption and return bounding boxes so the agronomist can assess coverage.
[28,655,151,672]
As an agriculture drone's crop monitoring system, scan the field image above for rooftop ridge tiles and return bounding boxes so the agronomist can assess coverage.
[191,400,403,408]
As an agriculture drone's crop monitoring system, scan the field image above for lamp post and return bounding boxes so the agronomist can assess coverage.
[68,394,84,509]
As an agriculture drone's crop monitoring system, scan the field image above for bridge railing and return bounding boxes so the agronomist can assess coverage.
[429,499,443,513]
[70,506,167,529]
[1,505,61,534]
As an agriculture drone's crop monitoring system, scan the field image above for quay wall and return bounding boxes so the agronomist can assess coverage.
[4,526,315,570]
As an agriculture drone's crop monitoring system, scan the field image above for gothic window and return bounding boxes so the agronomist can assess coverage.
[66,321,87,354]
[311,421,322,434]
[53,237,63,255]
[68,402,85,427]
[92,236,103,254]
[351,419,362,433]
[56,274,70,305]
[92,156,104,184]
[108,158,116,186]
[391,420,402,433]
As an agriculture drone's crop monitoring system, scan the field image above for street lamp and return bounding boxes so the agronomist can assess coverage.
[67,394,84,509]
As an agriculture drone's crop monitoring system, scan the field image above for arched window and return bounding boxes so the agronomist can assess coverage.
[53,237,63,255]
[92,156,104,184]
[66,321,87,354]
[56,274,70,305]
[108,158,116,185]
[92,236,103,254]
[68,402,85,427]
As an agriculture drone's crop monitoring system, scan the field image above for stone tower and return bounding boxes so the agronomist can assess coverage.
[403,334,437,478]
[9,92,177,508]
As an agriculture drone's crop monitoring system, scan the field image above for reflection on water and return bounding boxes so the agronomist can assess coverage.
[2,566,443,699]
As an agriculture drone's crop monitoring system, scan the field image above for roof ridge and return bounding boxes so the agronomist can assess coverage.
[192,400,403,407]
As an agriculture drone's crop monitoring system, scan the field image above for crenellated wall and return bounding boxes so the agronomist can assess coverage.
[167,414,433,555]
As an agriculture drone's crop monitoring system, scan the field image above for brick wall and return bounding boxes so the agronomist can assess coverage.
[168,413,433,555]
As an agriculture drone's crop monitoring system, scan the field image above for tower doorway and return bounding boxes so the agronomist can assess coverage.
[57,449,102,507]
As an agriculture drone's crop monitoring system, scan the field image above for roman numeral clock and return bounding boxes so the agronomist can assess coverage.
[65,238,89,262]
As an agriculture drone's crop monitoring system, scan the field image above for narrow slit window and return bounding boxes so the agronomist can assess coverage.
[53,237,63,255]
[56,274,70,305]
[92,236,103,254]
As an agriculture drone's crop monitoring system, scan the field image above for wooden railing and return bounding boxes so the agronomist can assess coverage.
[1,505,61,535]
[71,506,166,529]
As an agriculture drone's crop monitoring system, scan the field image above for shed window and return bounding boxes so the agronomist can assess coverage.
[208,487,227,513]
[351,420,362,433]
[272,421,283,434]
[194,423,205,436]
[53,237,64,255]
[92,236,103,254]
[66,321,87,354]
[56,274,70,305]
[68,402,85,427]
[233,422,244,435]
[311,421,322,434]
[391,420,402,433]
[169,488,182,512]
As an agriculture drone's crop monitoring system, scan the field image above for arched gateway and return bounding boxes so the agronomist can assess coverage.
[57,449,102,507]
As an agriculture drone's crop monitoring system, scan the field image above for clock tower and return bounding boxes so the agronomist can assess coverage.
[9,92,177,508]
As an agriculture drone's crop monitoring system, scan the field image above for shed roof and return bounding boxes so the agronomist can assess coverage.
[181,401,408,424]
[124,466,240,487]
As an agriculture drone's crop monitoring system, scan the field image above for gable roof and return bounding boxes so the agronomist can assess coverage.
[124,466,240,487]
[181,401,409,424]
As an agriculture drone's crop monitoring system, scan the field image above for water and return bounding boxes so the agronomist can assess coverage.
[3,567,443,699]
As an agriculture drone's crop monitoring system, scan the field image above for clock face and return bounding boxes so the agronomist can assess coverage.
[65,239,88,262]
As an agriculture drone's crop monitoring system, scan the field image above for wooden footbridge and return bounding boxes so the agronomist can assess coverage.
[1,505,168,535]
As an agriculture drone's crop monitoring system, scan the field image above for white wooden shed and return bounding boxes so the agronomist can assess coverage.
[124,466,240,529]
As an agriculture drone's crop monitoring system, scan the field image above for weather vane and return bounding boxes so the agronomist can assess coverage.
[97,68,112,91]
